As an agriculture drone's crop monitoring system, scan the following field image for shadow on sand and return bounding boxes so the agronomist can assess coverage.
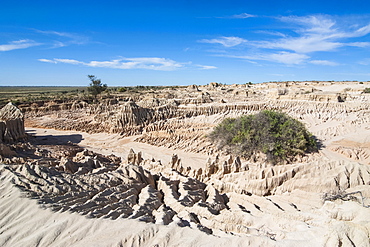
[27,132,83,145]
[313,135,325,151]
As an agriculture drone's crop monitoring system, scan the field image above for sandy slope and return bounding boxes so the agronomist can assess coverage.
[1,160,369,247]
[0,165,271,247]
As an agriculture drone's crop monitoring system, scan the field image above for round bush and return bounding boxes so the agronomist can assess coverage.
[209,110,317,163]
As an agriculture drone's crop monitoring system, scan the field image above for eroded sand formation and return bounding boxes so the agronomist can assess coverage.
[0,102,26,143]
[1,81,370,246]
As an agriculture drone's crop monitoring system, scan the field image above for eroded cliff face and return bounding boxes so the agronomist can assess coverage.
[23,98,370,135]
[21,81,370,167]
[0,102,26,143]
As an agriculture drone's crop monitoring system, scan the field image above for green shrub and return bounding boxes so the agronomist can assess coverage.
[118,87,127,92]
[209,110,317,164]
[363,88,370,93]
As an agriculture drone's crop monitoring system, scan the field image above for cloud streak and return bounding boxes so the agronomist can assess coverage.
[228,13,256,19]
[198,36,247,47]
[255,15,370,54]
[232,13,256,19]
[1,30,89,52]
[39,57,216,71]
[201,14,370,66]
[196,65,217,70]
[310,60,339,66]
[35,29,89,48]
[0,39,41,51]
[227,52,309,65]
[217,13,256,19]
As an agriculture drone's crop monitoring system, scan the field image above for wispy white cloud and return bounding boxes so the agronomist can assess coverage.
[268,52,309,65]
[201,14,370,66]
[352,23,370,37]
[37,30,78,39]
[35,29,89,48]
[217,13,256,19]
[347,42,370,47]
[254,30,287,37]
[256,15,370,53]
[51,41,68,48]
[230,13,256,19]
[198,36,247,47]
[279,15,337,35]
[36,30,88,43]
[228,52,309,65]
[38,58,84,65]
[121,57,184,70]
[54,58,84,65]
[39,57,216,71]
[0,39,41,51]
[196,65,217,70]
[256,37,343,53]
[1,30,89,52]
[39,57,182,71]
[38,58,57,64]
[310,60,339,66]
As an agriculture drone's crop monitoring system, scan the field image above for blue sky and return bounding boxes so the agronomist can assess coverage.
[2,0,370,86]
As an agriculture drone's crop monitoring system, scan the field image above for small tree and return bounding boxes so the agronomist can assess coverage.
[87,75,107,100]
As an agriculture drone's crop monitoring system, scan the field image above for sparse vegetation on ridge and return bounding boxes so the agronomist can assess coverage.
[209,110,318,164]
[0,86,88,106]
[0,85,186,107]
[87,75,107,100]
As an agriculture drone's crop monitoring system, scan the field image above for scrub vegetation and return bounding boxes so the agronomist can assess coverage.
[209,110,318,164]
